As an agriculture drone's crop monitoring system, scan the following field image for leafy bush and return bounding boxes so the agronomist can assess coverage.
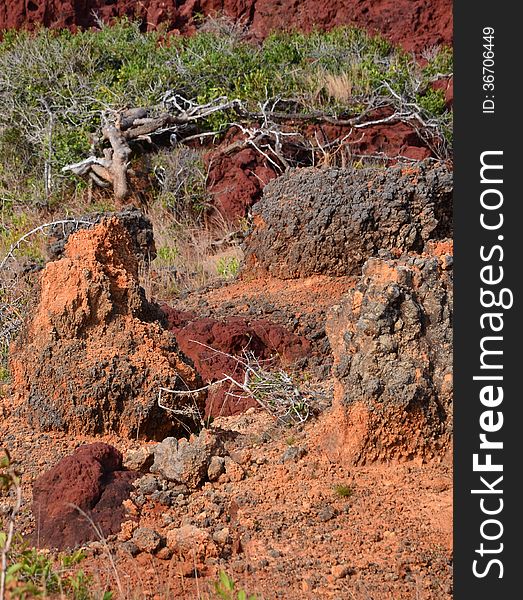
[0,20,453,209]
[216,256,240,280]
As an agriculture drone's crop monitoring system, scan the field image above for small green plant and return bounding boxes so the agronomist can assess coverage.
[216,256,240,279]
[214,571,257,600]
[334,484,355,499]
[157,246,179,262]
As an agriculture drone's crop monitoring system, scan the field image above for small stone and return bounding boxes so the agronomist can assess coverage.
[223,456,245,482]
[123,446,154,472]
[331,564,350,579]
[151,431,218,489]
[280,446,307,463]
[88,541,104,555]
[317,505,337,522]
[119,541,139,557]
[133,474,160,496]
[169,484,190,495]
[132,527,163,553]
[229,450,252,465]
[117,520,137,542]
[156,546,173,560]
[207,456,225,481]
[166,525,217,563]
[212,527,230,546]
[150,490,173,506]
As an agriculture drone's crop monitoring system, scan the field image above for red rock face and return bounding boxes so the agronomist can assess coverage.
[0,1,452,54]
[205,145,278,222]
[32,443,137,550]
[161,306,310,417]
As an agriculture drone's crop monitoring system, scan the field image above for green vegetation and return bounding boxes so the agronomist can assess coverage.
[334,484,355,498]
[216,256,240,280]
[213,571,257,600]
[0,19,452,211]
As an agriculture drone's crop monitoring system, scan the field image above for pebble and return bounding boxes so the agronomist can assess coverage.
[280,446,307,463]
[123,446,154,472]
[212,527,230,545]
[317,505,337,522]
[132,527,164,553]
[331,564,351,579]
[207,455,225,481]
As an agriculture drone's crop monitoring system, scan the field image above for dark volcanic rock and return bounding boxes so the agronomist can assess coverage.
[326,244,453,462]
[243,161,452,279]
[9,218,203,440]
[32,443,137,550]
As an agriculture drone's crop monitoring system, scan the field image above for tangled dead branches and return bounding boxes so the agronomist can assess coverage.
[159,341,314,426]
[62,89,451,201]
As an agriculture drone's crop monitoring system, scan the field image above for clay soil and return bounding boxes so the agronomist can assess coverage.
[0,400,452,600]
[0,268,453,599]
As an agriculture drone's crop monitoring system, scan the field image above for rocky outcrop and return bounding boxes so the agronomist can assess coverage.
[9,218,203,439]
[325,242,453,463]
[32,443,137,550]
[243,161,453,279]
[0,1,452,54]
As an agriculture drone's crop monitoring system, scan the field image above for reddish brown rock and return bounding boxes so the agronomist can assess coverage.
[205,143,278,222]
[0,1,452,54]
[9,218,203,440]
[162,306,310,417]
[32,443,137,550]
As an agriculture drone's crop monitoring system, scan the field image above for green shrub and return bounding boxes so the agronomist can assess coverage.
[0,20,453,211]
[214,571,257,600]
[216,256,240,279]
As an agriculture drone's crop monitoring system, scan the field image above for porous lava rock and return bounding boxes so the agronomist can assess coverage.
[0,1,452,54]
[325,244,453,463]
[46,206,157,263]
[205,143,278,223]
[9,218,203,439]
[32,443,137,550]
[161,306,311,416]
[243,161,452,279]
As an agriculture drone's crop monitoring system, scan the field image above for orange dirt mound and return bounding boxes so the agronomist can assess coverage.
[9,218,203,440]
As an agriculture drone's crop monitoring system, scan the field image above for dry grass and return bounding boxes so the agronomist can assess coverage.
[141,205,243,303]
